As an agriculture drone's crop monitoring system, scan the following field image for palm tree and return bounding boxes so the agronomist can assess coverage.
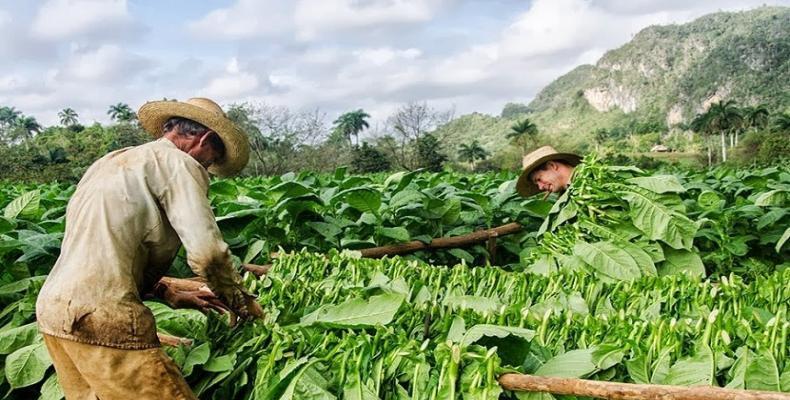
[507,118,538,156]
[740,105,769,146]
[771,112,790,133]
[706,100,742,162]
[58,108,79,127]
[107,103,136,123]
[0,106,22,145]
[742,105,770,131]
[14,115,42,142]
[332,109,370,146]
[0,106,21,128]
[690,112,714,166]
[458,140,489,170]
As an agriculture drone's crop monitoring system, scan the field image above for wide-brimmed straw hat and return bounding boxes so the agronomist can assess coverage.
[516,146,581,197]
[138,97,250,177]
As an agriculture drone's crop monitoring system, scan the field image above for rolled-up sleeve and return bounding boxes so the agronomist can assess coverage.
[156,159,245,297]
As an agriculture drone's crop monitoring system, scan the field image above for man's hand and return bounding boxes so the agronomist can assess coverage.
[153,277,264,326]
[154,277,229,314]
[163,285,230,314]
[246,294,264,318]
[221,290,265,326]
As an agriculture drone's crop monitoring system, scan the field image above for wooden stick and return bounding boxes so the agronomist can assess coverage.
[358,222,523,258]
[239,223,524,277]
[242,263,271,276]
[486,229,499,265]
[498,373,790,400]
[158,276,206,291]
[157,332,193,347]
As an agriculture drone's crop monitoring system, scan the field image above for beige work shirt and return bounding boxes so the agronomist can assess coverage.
[36,139,245,349]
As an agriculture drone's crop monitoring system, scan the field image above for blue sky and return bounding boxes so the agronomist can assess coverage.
[0,0,787,127]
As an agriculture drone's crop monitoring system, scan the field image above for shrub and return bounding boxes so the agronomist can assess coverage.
[351,143,390,173]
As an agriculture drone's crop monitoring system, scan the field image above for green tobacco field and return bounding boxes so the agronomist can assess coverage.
[0,160,788,399]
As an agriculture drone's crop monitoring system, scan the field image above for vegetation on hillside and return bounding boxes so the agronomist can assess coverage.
[433,7,789,165]
[529,7,789,130]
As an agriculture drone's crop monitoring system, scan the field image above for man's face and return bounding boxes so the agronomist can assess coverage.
[530,161,571,193]
[186,132,223,169]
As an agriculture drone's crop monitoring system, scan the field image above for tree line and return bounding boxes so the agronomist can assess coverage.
[585,100,788,166]
[0,101,459,181]
[688,101,789,165]
[0,99,787,182]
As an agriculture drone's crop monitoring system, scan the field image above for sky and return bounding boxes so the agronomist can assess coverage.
[0,0,787,126]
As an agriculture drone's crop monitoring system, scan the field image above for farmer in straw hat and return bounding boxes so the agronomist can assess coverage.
[516,145,582,197]
[36,98,262,400]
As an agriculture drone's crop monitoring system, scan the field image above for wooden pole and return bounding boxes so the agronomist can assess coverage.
[240,222,524,277]
[498,373,790,400]
[358,222,523,258]
[232,224,525,330]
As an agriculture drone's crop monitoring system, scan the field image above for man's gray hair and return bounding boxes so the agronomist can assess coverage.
[163,117,209,136]
[162,116,227,161]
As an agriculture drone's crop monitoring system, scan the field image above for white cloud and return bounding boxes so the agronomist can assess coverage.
[0,10,10,27]
[179,0,789,125]
[430,44,497,85]
[576,48,607,66]
[416,0,625,91]
[2,0,788,128]
[0,8,55,60]
[200,57,262,100]
[0,74,27,92]
[479,0,673,64]
[31,0,136,40]
[592,0,695,14]
[240,45,428,113]
[591,0,778,15]
[300,47,344,65]
[56,44,151,83]
[268,72,308,89]
[0,44,156,125]
[189,0,450,41]
[295,0,447,39]
[419,0,741,100]
[187,0,292,40]
[352,47,422,66]
[499,0,606,58]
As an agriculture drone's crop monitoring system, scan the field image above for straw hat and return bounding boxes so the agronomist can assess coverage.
[516,146,581,197]
[138,97,250,177]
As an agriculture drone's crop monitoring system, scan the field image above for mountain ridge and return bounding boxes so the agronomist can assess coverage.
[434,6,789,163]
[527,6,789,131]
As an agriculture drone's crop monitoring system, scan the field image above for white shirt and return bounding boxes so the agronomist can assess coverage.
[36,139,245,349]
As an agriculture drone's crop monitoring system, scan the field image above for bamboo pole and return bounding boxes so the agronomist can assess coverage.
[498,373,790,400]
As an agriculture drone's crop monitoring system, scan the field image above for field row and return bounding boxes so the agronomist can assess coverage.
[1,161,788,284]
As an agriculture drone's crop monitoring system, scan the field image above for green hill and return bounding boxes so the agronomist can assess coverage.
[436,6,790,163]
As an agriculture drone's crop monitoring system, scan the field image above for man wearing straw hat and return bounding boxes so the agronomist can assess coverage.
[516,145,582,198]
[36,98,261,400]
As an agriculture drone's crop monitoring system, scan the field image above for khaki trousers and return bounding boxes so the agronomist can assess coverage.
[42,334,197,400]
